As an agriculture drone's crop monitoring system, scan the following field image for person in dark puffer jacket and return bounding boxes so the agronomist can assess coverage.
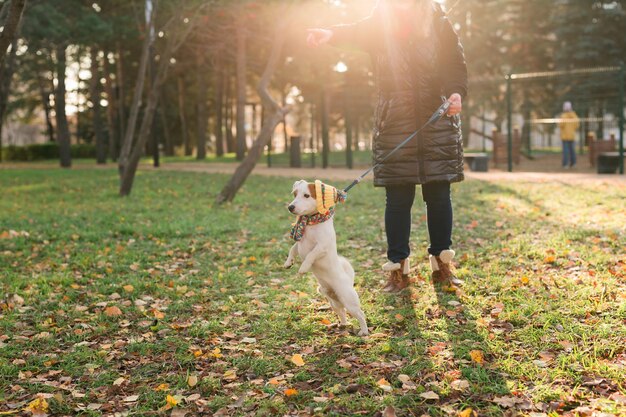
[307,0,467,292]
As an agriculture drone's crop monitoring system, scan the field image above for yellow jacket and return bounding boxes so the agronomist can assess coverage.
[559,111,580,141]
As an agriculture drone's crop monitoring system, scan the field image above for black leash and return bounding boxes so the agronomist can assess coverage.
[343,99,452,193]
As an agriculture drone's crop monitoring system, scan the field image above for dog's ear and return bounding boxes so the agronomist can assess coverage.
[307,183,317,199]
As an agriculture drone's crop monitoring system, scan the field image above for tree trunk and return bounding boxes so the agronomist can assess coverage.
[177,75,192,156]
[119,8,197,196]
[90,49,107,164]
[214,57,224,156]
[321,87,329,168]
[160,90,173,156]
[0,0,26,69]
[216,19,289,204]
[55,44,72,168]
[196,57,208,160]
[0,39,18,162]
[225,76,235,153]
[115,45,126,159]
[235,24,247,160]
[118,9,152,177]
[38,73,55,142]
[103,60,118,160]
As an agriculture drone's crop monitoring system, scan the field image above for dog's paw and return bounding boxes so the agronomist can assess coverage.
[283,259,294,269]
[298,264,310,274]
[357,328,370,337]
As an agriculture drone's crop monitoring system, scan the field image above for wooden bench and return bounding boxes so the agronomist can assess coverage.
[464,153,489,172]
[597,152,624,174]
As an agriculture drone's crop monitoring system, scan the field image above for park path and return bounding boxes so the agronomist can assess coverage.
[151,162,626,186]
[2,161,625,186]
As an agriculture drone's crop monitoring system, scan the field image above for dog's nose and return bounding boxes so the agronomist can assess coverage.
[288,205,295,212]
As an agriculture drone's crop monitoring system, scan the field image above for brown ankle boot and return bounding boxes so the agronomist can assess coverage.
[430,250,462,286]
[381,259,410,292]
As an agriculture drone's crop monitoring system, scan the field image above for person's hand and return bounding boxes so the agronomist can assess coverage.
[447,93,462,116]
[307,29,333,47]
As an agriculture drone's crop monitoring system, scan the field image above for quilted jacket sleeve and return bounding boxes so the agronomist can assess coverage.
[437,14,468,99]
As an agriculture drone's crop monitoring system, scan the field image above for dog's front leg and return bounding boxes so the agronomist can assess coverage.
[298,244,326,274]
[284,243,298,269]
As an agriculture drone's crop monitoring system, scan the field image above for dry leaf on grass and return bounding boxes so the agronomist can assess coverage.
[284,388,298,397]
[290,354,305,367]
[469,350,485,365]
[419,390,439,400]
[104,306,122,317]
[377,378,392,392]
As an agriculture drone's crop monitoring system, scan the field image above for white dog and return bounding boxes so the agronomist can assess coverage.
[284,180,369,336]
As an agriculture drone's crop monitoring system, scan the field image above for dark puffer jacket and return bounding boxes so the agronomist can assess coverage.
[330,3,468,186]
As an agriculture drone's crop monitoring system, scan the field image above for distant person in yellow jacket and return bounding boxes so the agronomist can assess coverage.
[559,101,580,168]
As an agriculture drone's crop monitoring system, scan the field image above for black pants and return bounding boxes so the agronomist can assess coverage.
[385,182,452,262]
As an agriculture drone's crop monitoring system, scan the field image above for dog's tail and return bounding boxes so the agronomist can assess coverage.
[339,256,355,281]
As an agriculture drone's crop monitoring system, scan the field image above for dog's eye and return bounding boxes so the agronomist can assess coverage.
[304,194,310,198]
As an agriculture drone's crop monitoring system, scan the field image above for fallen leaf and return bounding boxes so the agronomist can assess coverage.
[469,350,485,365]
[383,405,397,417]
[165,395,178,410]
[223,369,237,381]
[113,377,125,386]
[154,383,170,391]
[377,378,392,392]
[123,395,139,403]
[451,379,470,391]
[187,375,198,387]
[313,396,329,403]
[123,284,134,293]
[459,408,475,417]
[104,306,122,317]
[419,390,440,400]
[284,388,298,397]
[241,337,256,344]
[170,409,188,417]
[290,354,305,367]
[25,397,49,417]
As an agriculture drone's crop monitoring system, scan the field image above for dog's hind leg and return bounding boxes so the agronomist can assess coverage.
[319,285,346,326]
[341,289,369,336]
[329,299,347,326]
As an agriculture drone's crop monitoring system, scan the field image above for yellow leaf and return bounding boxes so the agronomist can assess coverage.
[320,318,331,325]
[223,369,237,381]
[165,394,178,410]
[284,388,298,397]
[209,348,222,358]
[104,306,122,317]
[544,255,556,263]
[459,408,475,417]
[193,350,203,358]
[290,354,305,367]
[187,375,198,387]
[469,350,485,365]
[520,276,529,284]
[154,383,169,391]
[25,397,49,415]
[123,284,134,293]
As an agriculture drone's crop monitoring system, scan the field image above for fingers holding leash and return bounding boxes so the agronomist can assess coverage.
[447,93,462,116]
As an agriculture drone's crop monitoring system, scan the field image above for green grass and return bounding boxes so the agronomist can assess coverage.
[1,168,625,416]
